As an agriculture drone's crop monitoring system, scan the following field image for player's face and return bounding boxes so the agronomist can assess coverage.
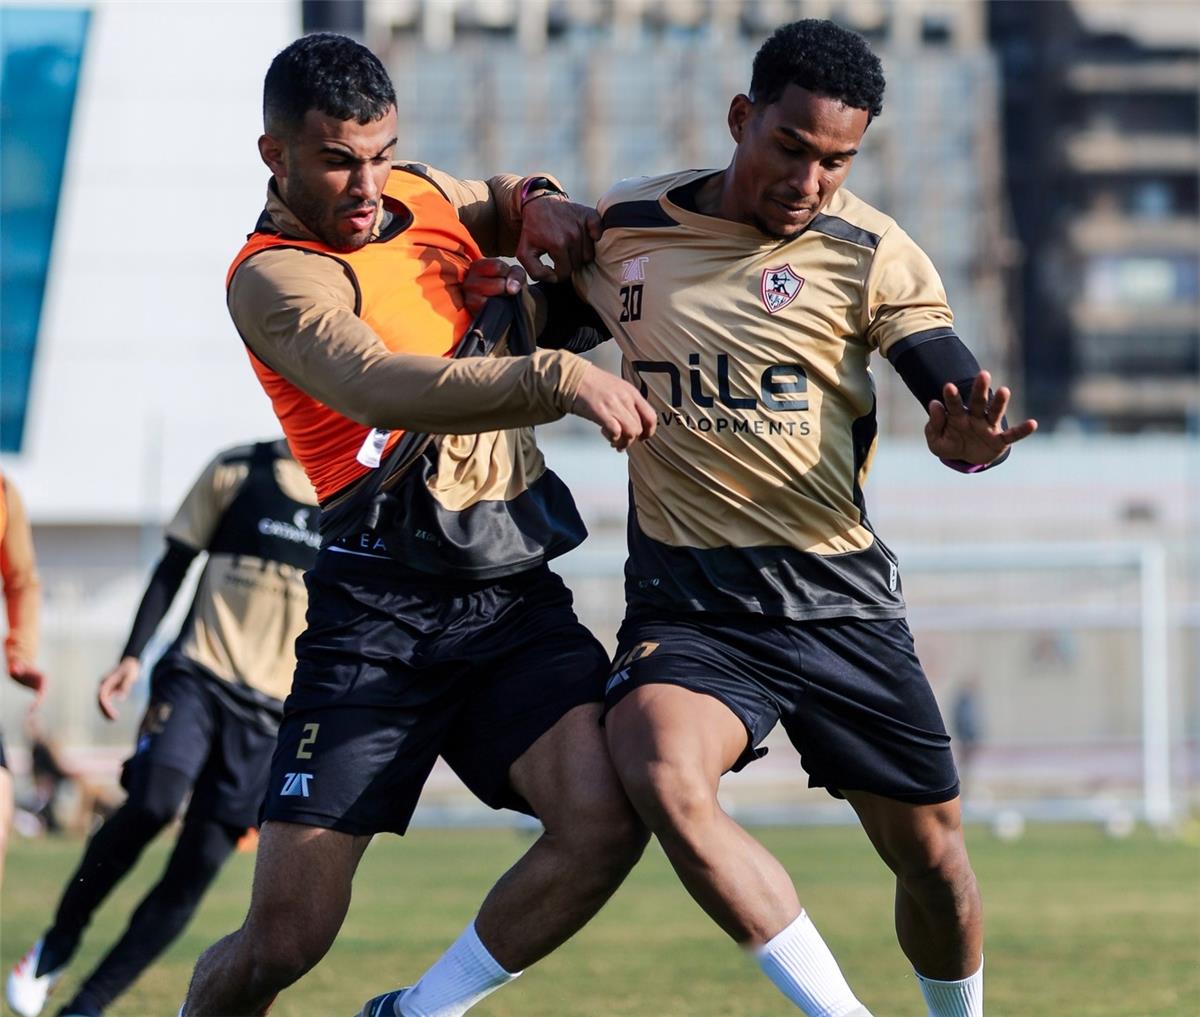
[726,84,868,239]
[259,107,398,251]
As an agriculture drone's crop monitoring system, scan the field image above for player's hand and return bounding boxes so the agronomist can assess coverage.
[97,656,141,722]
[516,197,602,284]
[9,659,47,707]
[571,364,657,452]
[462,258,527,316]
[925,370,1037,466]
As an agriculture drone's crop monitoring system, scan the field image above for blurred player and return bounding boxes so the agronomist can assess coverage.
[182,34,654,1017]
[0,470,47,891]
[7,440,318,1017]
[563,18,1033,1017]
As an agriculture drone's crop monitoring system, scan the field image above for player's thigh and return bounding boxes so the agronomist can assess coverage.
[122,662,217,793]
[262,703,452,838]
[241,820,371,959]
[603,615,781,793]
[266,551,468,837]
[120,666,220,820]
[780,617,959,805]
[504,702,635,837]
[441,569,612,821]
[187,704,278,832]
[606,684,748,817]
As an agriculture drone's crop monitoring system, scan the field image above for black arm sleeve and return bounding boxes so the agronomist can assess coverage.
[120,539,199,659]
[886,328,1010,472]
[886,328,980,410]
[533,279,612,354]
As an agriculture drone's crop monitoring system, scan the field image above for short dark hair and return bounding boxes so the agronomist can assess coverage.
[263,33,396,136]
[749,19,885,122]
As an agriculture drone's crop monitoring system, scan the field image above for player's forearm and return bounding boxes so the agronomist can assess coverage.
[120,540,198,660]
[4,577,40,671]
[415,164,564,257]
[347,347,589,432]
[887,329,1010,472]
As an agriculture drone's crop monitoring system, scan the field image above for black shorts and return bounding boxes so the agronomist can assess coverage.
[122,658,278,829]
[261,551,609,836]
[604,612,959,805]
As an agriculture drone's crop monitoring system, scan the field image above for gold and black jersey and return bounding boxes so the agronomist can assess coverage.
[575,170,956,620]
[167,441,318,700]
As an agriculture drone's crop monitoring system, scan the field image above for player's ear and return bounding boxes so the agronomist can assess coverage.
[728,94,753,144]
[259,133,287,180]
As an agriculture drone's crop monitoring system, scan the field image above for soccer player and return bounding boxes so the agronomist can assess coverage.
[0,471,47,892]
[181,35,654,1017]
[7,440,319,1017]
[567,19,1034,1017]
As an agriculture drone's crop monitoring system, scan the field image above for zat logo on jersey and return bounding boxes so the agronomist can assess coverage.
[760,265,804,314]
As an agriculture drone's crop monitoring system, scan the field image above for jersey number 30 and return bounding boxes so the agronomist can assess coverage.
[620,284,644,322]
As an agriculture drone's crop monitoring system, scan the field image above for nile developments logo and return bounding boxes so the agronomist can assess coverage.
[760,265,804,314]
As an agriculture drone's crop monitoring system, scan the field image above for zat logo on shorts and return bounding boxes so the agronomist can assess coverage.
[280,772,313,797]
[760,265,804,313]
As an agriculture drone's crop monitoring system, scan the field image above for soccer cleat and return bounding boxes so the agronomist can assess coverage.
[6,939,64,1017]
[354,987,409,1017]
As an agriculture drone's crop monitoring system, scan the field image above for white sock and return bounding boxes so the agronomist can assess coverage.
[398,921,520,1017]
[754,911,872,1017]
[916,958,984,1017]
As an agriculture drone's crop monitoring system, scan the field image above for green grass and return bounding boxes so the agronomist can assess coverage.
[2,824,1197,1016]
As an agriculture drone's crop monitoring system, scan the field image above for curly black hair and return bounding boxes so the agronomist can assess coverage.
[264,33,396,136]
[749,19,885,121]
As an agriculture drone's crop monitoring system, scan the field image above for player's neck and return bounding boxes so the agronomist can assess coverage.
[692,170,731,221]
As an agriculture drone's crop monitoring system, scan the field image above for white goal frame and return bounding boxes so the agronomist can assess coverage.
[897,541,1174,828]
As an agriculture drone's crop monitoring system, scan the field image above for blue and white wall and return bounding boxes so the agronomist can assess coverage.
[1,0,298,522]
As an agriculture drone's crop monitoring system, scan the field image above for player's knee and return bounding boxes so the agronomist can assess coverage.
[625,759,718,838]
[548,789,648,877]
[120,797,180,835]
[894,824,975,901]
[239,919,329,992]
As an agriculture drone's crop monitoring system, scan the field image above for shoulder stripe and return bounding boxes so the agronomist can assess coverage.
[808,214,881,250]
[601,200,679,231]
[885,327,959,363]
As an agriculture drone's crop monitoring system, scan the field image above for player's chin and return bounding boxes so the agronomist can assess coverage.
[328,225,373,252]
[757,213,809,240]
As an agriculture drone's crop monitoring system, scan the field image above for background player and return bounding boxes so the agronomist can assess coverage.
[0,471,47,892]
[561,18,1034,1017]
[183,35,652,1017]
[8,440,318,1017]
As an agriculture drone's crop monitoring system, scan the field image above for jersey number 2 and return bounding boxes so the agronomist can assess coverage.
[296,722,320,760]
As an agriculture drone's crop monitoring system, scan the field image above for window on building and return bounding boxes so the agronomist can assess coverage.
[1085,254,1199,305]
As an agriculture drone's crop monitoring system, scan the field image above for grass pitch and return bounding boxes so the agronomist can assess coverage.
[1,824,1196,1016]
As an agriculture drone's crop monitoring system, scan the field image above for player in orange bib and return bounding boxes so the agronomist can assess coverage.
[182,34,656,1017]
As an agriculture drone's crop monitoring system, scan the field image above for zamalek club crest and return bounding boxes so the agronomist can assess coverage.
[760,265,804,313]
